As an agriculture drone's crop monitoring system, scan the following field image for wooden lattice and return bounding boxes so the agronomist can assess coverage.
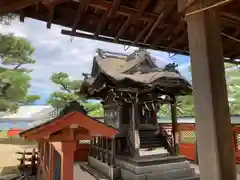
[236,133,240,150]
[79,140,90,144]
[179,130,196,144]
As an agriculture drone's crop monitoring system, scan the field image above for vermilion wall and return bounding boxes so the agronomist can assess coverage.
[74,143,90,162]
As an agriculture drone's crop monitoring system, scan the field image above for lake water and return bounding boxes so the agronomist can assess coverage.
[0,122,30,130]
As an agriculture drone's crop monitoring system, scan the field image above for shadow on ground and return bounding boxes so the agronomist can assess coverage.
[0,166,19,176]
[0,138,36,146]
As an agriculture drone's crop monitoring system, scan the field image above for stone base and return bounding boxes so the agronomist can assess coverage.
[81,155,200,180]
[82,156,121,180]
[116,155,200,180]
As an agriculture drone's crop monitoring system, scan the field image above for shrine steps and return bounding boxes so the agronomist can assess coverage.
[139,129,162,149]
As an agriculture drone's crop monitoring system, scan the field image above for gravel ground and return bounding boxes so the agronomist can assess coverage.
[0,141,36,177]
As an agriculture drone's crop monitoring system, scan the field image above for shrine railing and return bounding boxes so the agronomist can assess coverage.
[89,137,115,166]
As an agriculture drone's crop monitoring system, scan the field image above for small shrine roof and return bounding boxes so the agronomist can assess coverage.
[81,49,191,97]
[20,102,118,140]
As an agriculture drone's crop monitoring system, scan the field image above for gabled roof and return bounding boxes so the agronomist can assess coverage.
[20,102,118,140]
[20,111,118,140]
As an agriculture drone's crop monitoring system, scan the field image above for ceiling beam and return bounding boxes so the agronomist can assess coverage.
[94,0,121,38]
[47,6,54,29]
[41,0,69,7]
[61,29,190,56]
[133,21,153,45]
[143,2,175,44]
[0,0,39,13]
[71,0,90,34]
[168,31,188,51]
[115,0,150,41]
[151,21,184,48]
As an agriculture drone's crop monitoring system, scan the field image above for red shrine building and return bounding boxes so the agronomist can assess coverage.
[20,102,118,180]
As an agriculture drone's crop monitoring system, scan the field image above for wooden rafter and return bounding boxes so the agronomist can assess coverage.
[168,31,188,51]
[151,21,185,48]
[47,6,54,29]
[61,29,190,56]
[133,21,152,45]
[0,0,39,13]
[2,0,240,61]
[94,0,121,38]
[143,2,175,44]
[115,0,150,41]
[71,0,90,34]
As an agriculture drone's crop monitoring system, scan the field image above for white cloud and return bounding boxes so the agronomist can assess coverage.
[0,18,190,103]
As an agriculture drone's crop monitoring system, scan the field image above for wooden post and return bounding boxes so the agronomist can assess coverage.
[61,142,76,180]
[49,144,54,180]
[131,102,140,157]
[178,0,236,179]
[171,97,177,155]
[97,137,100,160]
[111,138,115,167]
[43,142,47,168]
[106,138,110,165]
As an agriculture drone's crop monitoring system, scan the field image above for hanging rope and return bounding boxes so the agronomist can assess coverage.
[185,0,233,18]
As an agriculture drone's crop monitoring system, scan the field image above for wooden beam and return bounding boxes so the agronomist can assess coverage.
[94,0,121,38]
[42,0,69,7]
[114,0,150,41]
[143,2,175,43]
[94,11,109,38]
[151,21,184,48]
[0,0,39,13]
[168,31,188,51]
[178,0,197,13]
[133,21,153,45]
[61,29,190,56]
[71,0,90,33]
[47,6,54,29]
[108,0,121,18]
[89,0,156,22]
[19,10,25,22]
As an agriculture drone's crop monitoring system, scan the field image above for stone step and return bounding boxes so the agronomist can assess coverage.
[118,155,187,166]
[140,143,161,149]
[121,167,197,180]
[179,176,200,180]
[80,163,109,180]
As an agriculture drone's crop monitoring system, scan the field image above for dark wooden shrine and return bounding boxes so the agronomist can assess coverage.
[79,49,198,180]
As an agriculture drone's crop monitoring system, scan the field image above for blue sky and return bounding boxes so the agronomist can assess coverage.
[0,18,191,105]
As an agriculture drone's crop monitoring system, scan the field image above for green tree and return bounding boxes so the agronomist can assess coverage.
[225,63,240,114]
[0,14,17,25]
[47,72,84,108]
[48,72,103,116]
[0,34,40,112]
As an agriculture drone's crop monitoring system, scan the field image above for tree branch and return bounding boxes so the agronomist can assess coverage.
[60,83,72,93]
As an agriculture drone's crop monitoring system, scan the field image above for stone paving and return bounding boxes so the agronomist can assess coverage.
[191,164,240,179]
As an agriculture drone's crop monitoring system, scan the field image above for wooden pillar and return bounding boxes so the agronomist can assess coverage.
[131,102,140,157]
[61,142,76,180]
[171,97,177,155]
[49,144,54,180]
[43,142,47,168]
[111,138,115,167]
[178,0,236,179]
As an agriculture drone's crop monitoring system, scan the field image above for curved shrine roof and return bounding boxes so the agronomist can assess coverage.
[81,50,191,97]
